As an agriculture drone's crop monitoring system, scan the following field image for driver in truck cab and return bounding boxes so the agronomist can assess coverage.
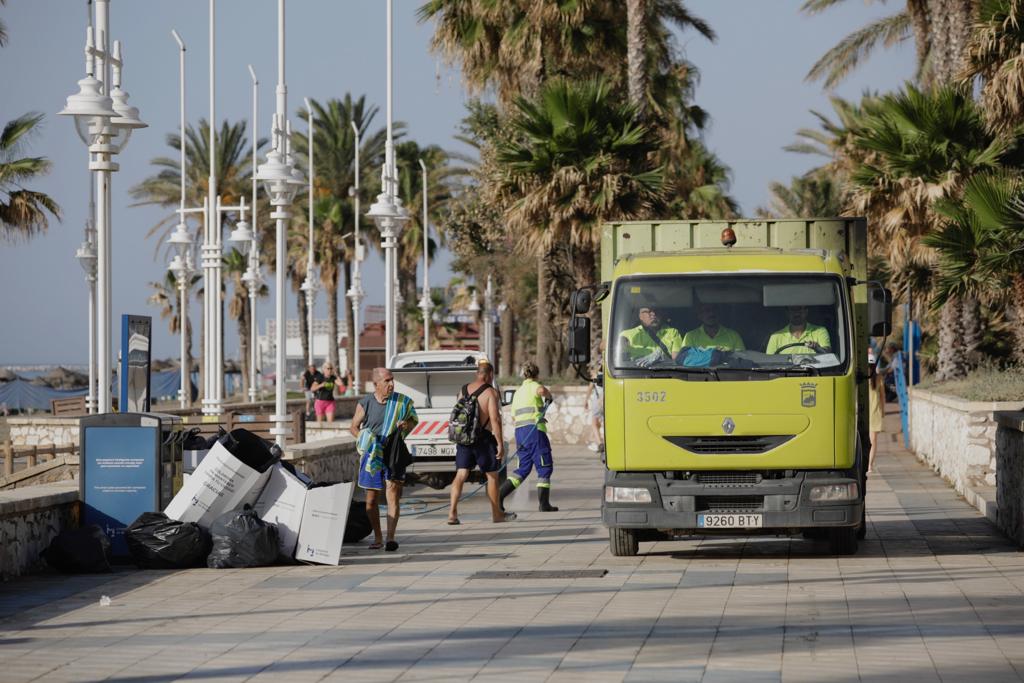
[682,303,745,351]
[765,305,832,355]
[619,302,684,367]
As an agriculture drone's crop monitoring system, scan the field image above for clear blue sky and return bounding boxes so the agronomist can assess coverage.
[0,0,913,365]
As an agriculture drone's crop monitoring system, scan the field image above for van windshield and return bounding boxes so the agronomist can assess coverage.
[609,274,848,377]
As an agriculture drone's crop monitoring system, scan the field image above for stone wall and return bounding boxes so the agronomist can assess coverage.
[996,412,1024,547]
[0,483,78,580]
[909,389,1024,496]
[283,436,360,486]
[7,416,81,447]
[501,385,595,446]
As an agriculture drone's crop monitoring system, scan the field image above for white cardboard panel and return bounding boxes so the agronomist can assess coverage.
[294,482,353,565]
[164,441,271,528]
[254,464,309,557]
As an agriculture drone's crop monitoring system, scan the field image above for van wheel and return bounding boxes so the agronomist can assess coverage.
[421,473,456,490]
[609,528,639,556]
[828,527,859,555]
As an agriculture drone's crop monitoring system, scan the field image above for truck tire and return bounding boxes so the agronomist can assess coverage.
[609,528,639,556]
[856,506,867,540]
[828,527,859,555]
[422,473,456,490]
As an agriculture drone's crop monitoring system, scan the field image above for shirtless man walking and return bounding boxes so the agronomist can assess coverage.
[448,360,514,524]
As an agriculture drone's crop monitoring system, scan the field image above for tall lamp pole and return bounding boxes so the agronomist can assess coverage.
[60,0,146,414]
[257,0,304,445]
[483,275,495,363]
[367,0,409,366]
[168,29,194,410]
[346,120,364,392]
[75,170,97,414]
[300,97,317,366]
[244,64,262,403]
[417,158,432,351]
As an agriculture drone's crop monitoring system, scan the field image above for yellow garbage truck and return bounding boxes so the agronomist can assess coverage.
[566,218,891,556]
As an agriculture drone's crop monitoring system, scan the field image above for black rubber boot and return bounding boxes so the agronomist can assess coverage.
[498,479,517,511]
[537,487,559,512]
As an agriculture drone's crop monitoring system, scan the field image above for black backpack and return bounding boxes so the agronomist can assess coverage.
[448,383,489,446]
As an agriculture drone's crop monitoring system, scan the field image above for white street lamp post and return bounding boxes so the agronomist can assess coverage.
[483,275,495,363]
[75,171,98,414]
[346,120,364,393]
[60,0,146,414]
[202,0,223,415]
[301,96,316,366]
[257,0,304,445]
[169,29,193,409]
[246,64,262,403]
[417,158,432,351]
[367,0,409,366]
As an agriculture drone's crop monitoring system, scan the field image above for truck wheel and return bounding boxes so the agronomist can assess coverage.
[422,473,456,490]
[856,506,867,540]
[609,528,639,556]
[828,528,859,555]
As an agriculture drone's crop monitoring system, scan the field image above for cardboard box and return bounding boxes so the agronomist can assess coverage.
[294,482,353,565]
[253,464,309,557]
[164,441,272,527]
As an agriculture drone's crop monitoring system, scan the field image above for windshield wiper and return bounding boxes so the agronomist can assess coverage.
[646,367,721,381]
[749,365,821,376]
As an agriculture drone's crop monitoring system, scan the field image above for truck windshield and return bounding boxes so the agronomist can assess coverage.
[609,274,848,377]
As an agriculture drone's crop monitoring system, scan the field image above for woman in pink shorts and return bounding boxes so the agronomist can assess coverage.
[311,362,339,422]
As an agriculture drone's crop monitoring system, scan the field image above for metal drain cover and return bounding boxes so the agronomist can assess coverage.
[469,569,608,580]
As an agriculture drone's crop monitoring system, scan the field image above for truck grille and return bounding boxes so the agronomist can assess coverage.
[697,496,764,512]
[665,435,793,455]
[696,472,762,486]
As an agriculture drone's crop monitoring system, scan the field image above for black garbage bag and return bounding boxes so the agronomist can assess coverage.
[40,525,112,574]
[218,428,277,473]
[126,512,212,569]
[207,506,280,568]
[344,500,372,543]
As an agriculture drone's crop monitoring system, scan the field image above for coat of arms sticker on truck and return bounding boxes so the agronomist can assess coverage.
[800,382,817,408]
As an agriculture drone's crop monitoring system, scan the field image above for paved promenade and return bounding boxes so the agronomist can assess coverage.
[3,415,1024,682]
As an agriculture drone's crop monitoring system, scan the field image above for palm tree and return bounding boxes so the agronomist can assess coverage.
[960,0,1024,133]
[802,0,976,89]
[848,83,1013,379]
[927,172,1024,363]
[757,172,845,218]
[0,113,61,242]
[147,270,199,404]
[292,96,389,373]
[497,78,665,371]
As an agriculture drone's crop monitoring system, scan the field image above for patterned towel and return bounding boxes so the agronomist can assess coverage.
[356,392,418,484]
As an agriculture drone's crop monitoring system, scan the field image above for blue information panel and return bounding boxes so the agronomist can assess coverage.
[81,423,159,556]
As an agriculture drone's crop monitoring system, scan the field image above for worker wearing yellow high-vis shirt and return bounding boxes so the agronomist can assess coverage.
[498,361,559,513]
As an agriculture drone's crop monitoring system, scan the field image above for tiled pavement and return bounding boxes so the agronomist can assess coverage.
[3,412,1024,682]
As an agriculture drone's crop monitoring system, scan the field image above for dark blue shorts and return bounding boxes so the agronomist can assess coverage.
[455,431,499,473]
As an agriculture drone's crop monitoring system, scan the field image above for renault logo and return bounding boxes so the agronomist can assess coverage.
[722,417,736,435]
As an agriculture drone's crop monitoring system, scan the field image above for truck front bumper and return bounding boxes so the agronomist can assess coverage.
[602,470,863,531]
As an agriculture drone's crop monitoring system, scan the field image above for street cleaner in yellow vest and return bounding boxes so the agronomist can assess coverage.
[497,361,559,512]
[765,305,832,355]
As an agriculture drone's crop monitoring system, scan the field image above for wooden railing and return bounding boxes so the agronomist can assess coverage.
[2,439,78,476]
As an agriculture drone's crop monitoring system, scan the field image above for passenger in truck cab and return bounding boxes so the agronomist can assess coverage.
[619,302,684,367]
[682,303,746,351]
[765,305,832,355]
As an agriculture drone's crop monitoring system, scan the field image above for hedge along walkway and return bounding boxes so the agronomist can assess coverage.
[1,407,1023,682]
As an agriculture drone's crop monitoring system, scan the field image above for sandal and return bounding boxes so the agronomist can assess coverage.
[493,512,517,523]
[385,540,399,552]
[368,541,383,550]
[447,518,461,525]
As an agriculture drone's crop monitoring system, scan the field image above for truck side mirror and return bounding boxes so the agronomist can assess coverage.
[502,389,515,406]
[567,315,591,366]
[571,288,592,315]
[868,287,892,337]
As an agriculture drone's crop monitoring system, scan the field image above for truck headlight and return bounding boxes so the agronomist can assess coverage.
[809,482,858,502]
[604,486,652,503]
